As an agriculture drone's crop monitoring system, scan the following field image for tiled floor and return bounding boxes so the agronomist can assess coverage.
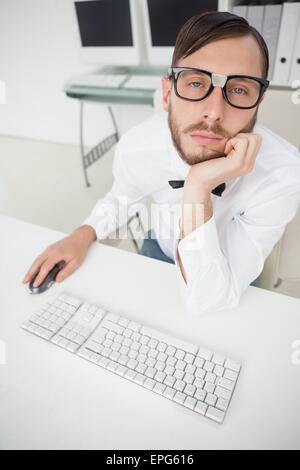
[1,134,299,300]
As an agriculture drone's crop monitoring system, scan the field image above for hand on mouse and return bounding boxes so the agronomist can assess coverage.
[22,225,96,288]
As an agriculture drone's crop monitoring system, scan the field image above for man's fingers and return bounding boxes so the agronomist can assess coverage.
[32,260,58,287]
[55,260,78,283]
[22,255,45,284]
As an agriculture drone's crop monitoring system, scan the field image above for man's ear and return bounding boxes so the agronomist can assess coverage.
[258,92,265,105]
[162,76,172,112]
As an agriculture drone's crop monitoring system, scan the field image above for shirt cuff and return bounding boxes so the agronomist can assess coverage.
[81,214,117,241]
[173,214,222,282]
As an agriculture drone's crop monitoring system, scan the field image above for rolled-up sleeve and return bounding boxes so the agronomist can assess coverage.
[174,190,300,316]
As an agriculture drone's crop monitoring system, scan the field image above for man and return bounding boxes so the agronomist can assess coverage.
[23,11,300,315]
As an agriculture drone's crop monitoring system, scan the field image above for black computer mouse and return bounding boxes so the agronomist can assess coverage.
[29,261,66,294]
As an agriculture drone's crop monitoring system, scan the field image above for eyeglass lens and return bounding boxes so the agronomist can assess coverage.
[176,70,262,107]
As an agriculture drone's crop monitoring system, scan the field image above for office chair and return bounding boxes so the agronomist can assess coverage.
[273,206,300,288]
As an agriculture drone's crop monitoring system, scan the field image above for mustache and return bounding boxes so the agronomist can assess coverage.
[183,123,231,140]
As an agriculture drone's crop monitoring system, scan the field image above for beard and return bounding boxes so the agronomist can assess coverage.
[168,102,258,165]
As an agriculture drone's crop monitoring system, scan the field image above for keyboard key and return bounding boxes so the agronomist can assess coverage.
[174,380,185,392]
[144,378,156,390]
[183,373,194,384]
[204,382,215,394]
[216,397,229,412]
[174,391,187,404]
[118,317,129,328]
[212,353,225,366]
[184,384,196,396]
[224,359,241,373]
[206,406,225,423]
[175,360,186,371]
[163,387,176,400]
[194,357,205,368]
[157,342,167,353]
[153,382,166,395]
[134,373,146,386]
[174,369,184,381]
[185,353,195,364]
[217,377,235,391]
[195,388,207,401]
[175,349,185,360]
[106,313,120,323]
[145,367,156,378]
[205,393,217,407]
[194,401,208,416]
[148,338,158,349]
[204,361,214,372]
[205,372,216,384]
[125,369,136,381]
[223,369,238,382]
[107,360,118,372]
[215,386,232,401]
[185,364,196,375]
[164,365,175,376]
[214,365,225,377]
[154,371,166,383]
[164,375,176,387]
[194,377,205,389]
[166,345,176,356]
[184,396,197,410]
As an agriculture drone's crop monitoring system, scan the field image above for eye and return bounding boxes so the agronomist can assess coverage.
[188,81,203,88]
[231,87,247,95]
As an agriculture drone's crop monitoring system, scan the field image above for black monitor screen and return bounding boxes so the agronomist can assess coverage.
[147,0,218,46]
[75,0,133,47]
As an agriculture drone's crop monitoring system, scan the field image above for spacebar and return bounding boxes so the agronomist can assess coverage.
[140,326,198,355]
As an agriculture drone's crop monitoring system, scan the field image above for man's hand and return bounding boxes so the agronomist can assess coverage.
[22,225,96,288]
[185,132,263,192]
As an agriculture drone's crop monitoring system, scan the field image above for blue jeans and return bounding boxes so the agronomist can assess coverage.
[139,229,260,287]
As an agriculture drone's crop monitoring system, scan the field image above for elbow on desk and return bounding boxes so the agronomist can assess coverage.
[181,275,241,317]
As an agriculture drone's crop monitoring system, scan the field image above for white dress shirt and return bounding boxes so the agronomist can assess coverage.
[83,111,300,315]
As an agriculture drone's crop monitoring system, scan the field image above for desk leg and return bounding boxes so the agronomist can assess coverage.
[79,100,119,188]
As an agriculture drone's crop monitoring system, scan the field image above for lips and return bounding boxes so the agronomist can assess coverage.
[190,132,223,145]
[191,132,222,140]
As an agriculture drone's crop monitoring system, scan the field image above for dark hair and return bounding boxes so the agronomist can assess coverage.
[171,11,269,79]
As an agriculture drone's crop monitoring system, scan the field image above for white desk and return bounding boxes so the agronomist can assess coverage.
[1,214,300,450]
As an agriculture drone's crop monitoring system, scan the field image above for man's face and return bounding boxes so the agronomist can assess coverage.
[162,35,265,165]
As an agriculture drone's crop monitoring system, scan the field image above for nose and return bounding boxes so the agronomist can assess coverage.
[200,86,226,124]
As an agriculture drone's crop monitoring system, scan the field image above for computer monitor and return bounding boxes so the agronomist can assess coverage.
[74,0,140,66]
[142,0,218,66]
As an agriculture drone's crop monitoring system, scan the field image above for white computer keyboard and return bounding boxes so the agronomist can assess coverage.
[67,74,128,88]
[123,75,162,90]
[21,292,241,424]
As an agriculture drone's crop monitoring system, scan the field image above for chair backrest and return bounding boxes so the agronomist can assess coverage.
[275,207,300,281]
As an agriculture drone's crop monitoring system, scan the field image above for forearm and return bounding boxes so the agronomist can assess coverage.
[178,184,213,284]
[180,184,213,239]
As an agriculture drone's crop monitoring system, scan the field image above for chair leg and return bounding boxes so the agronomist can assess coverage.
[128,225,140,253]
[273,276,282,288]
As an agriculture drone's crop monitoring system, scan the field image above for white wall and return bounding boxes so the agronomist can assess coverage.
[0,0,153,147]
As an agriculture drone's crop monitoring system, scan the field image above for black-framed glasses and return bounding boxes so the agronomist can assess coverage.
[168,67,269,110]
